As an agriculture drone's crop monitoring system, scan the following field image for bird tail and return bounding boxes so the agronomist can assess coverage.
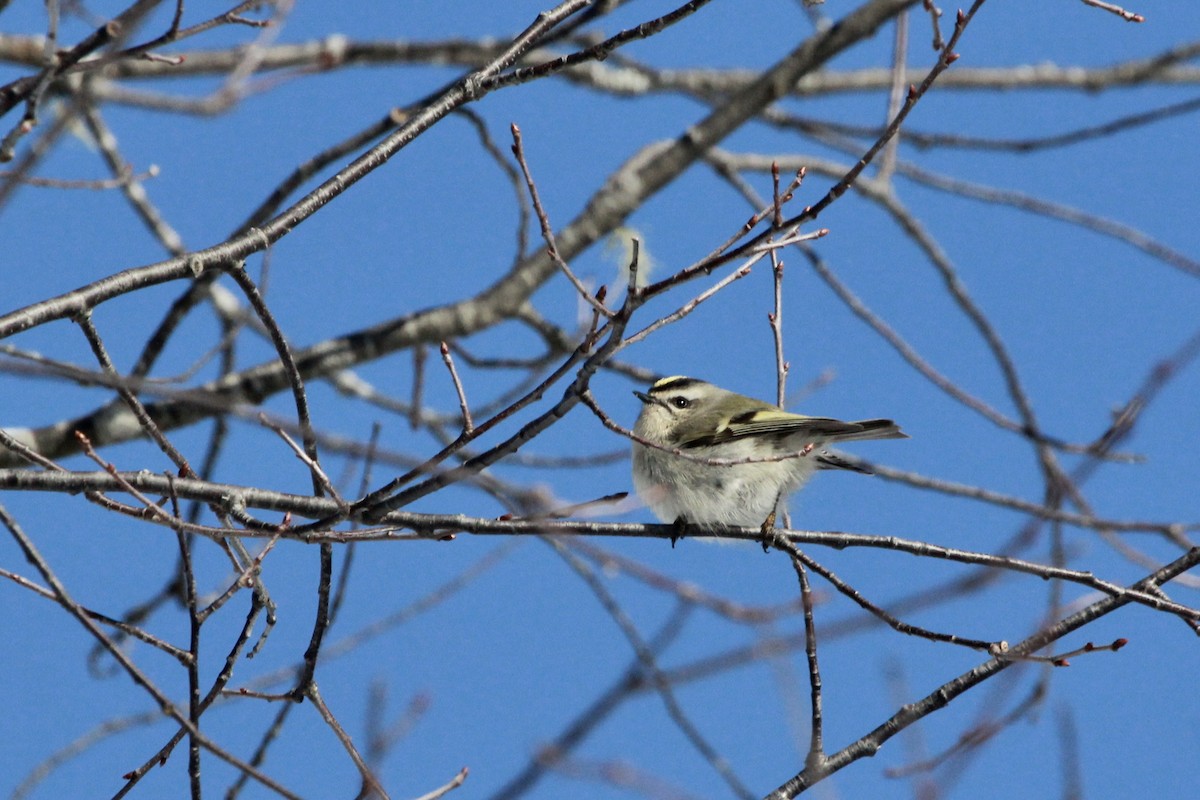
[834,419,907,442]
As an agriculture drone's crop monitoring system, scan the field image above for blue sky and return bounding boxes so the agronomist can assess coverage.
[2,2,1199,798]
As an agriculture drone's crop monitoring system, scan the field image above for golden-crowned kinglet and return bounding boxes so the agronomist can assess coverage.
[632,376,907,529]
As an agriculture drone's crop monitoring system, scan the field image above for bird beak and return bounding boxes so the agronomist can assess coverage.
[633,390,659,406]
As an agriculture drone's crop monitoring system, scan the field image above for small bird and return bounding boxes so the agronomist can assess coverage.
[631,376,906,537]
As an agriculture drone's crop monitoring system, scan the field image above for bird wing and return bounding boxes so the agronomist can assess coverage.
[733,410,872,438]
[678,409,858,448]
[680,409,905,448]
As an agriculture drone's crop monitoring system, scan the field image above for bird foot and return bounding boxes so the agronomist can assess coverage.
[760,509,778,552]
[671,516,688,548]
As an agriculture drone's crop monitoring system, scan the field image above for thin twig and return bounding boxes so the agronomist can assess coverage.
[878,10,908,184]
[439,341,475,434]
[412,767,469,800]
[764,544,1200,799]
[1080,0,1144,22]
[307,682,390,799]
[922,0,944,50]
[778,541,998,653]
[544,537,754,799]
[0,505,302,799]
[510,122,613,318]
[791,555,826,773]
[261,414,345,508]
[75,311,195,475]
[223,263,324,496]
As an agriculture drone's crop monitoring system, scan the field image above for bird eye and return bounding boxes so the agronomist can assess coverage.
[671,396,690,409]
